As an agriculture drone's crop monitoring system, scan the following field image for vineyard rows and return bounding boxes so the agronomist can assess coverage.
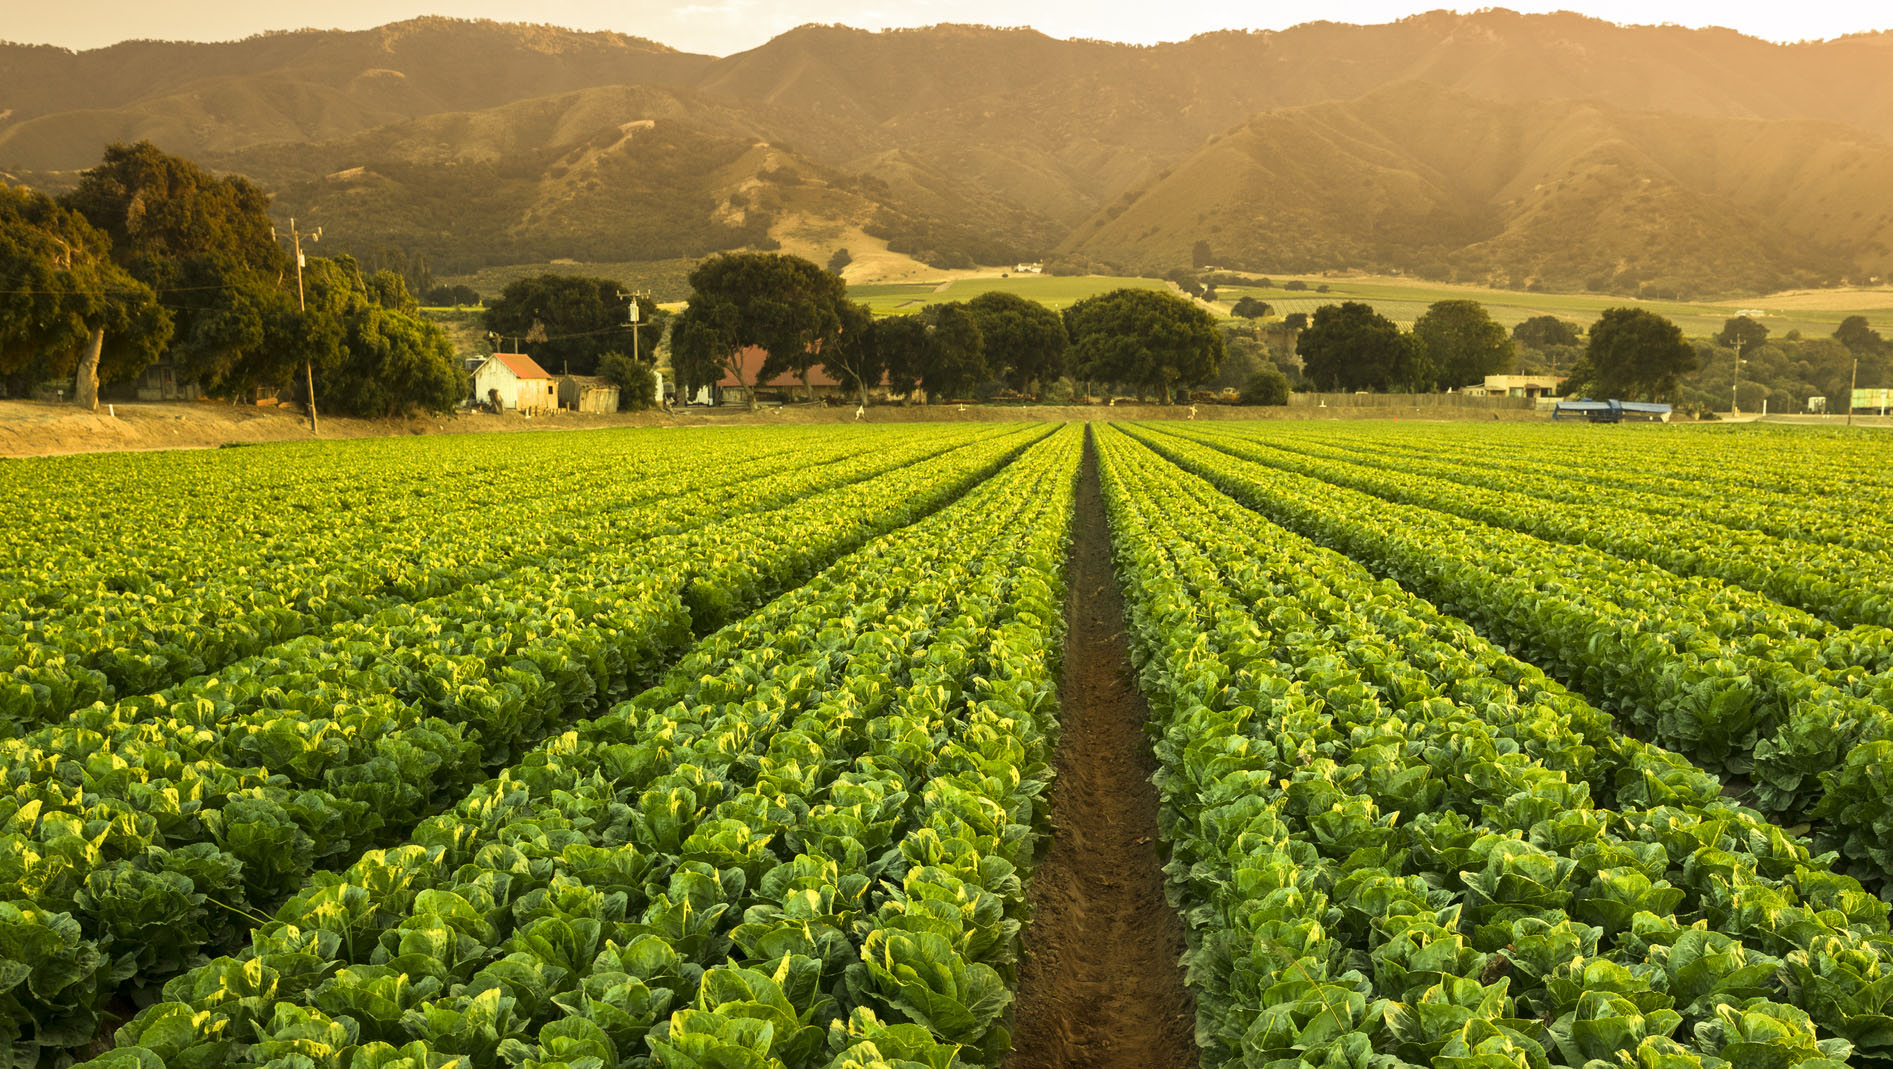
[2,419,1887,1069]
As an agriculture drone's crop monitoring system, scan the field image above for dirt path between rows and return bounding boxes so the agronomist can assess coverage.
[1007,428,1198,1069]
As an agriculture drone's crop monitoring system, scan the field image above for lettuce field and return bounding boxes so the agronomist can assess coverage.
[3,419,1890,1069]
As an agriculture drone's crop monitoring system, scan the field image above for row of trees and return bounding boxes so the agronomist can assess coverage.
[1,142,466,417]
[1676,313,1889,414]
[1297,300,1519,393]
[1293,299,1701,401]
[1290,297,1889,407]
[664,253,1226,407]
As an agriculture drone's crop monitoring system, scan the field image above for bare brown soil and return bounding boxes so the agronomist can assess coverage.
[0,399,694,458]
[1007,430,1198,1069]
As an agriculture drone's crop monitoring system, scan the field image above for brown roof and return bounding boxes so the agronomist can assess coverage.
[560,374,616,389]
[715,345,859,388]
[492,352,552,380]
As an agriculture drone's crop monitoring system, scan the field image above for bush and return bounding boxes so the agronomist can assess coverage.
[1240,366,1290,406]
[597,350,657,411]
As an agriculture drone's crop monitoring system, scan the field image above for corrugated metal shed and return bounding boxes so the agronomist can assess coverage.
[558,374,620,414]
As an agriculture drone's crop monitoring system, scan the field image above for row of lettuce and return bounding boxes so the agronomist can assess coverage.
[2,424,1051,1065]
[1131,423,1893,889]
[1095,425,1889,1069]
[0,425,989,730]
[62,426,1080,1069]
[1210,428,1893,630]
[1258,422,1893,558]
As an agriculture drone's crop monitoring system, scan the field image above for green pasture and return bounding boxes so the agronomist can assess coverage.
[850,274,1171,314]
[434,258,698,302]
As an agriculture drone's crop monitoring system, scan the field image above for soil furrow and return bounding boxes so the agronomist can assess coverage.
[1007,427,1198,1069]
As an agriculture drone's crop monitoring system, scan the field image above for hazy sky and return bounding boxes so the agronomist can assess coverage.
[6,0,1888,54]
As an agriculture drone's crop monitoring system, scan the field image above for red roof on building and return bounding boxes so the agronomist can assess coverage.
[715,345,859,388]
[491,352,552,380]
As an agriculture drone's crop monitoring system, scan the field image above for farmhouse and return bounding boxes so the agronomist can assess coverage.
[558,374,620,413]
[472,352,555,413]
[1469,373,1566,400]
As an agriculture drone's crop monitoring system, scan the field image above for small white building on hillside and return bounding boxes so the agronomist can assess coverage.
[1469,374,1566,400]
[473,352,556,413]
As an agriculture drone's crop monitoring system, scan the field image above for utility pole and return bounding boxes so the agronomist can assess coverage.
[282,218,322,434]
[618,291,642,360]
[1730,341,1742,417]
[1847,351,1859,427]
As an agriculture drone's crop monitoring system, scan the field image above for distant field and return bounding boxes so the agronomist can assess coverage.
[1213,275,1893,336]
[436,261,1893,338]
[850,274,1171,314]
[434,258,698,302]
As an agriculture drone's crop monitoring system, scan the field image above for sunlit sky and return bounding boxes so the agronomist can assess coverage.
[5,0,1887,54]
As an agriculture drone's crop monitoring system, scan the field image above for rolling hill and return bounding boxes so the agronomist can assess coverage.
[5,12,1893,293]
[1060,83,1893,296]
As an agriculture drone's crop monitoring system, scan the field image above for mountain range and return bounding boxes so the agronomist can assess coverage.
[4,11,1892,297]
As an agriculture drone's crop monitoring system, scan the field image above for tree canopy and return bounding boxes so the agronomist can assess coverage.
[1297,301,1422,392]
[0,184,170,402]
[1835,315,1887,356]
[1231,296,1272,320]
[873,314,932,399]
[60,142,289,400]
[1716,315,1769,357]
[1240,366,1290,405]
[1570,307,1697,402]
[818,299,883,406]
[1513,315,1581,349]
[918,302,988,400]
[1063,288,1223,401]
[298,256,464,417]
[670,252,847,407]
[483,274,653,376]
[965,290,1066,393]
[1413,299,1513,389]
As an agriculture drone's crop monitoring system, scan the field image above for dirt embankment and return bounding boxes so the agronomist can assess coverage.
[0,398,1556,459]
[1007,431,1198,1069]
[0,400,714,459]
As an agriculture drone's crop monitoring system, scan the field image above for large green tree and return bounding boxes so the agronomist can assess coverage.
[873,314,932,400]
[818,300,883,408]
[1063,288,1223,402]
[59,141,288,399]
[1569,307,1697,401]
[1716,316,1770,358]
[1512,315,1581,349]
[483,274,654,375]
[670,253,846,409]
[297,256,463,417]
[1413,299,1512,389]
[1231,296,1272,321]
[965,291,1065,393]
[1835,315,1887,357]
[919,302,987,401]
[0,184,170,406]
[1297,301,1422,392]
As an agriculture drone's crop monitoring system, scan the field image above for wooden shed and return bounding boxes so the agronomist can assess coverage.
[558,374,620,413]
[472,352,555,413]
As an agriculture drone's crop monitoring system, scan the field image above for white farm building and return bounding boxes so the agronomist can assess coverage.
[472,352,556,413]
